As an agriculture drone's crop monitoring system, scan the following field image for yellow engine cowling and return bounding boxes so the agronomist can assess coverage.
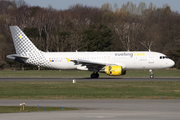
[106,66,124,76]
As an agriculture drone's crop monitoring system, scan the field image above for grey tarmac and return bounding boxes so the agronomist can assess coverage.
[0,99,180,120]
[1,78,180,120]
[0,77,180,81]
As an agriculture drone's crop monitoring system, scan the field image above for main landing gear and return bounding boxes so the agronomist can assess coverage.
[149,69,154,79]
[91,72,99,78]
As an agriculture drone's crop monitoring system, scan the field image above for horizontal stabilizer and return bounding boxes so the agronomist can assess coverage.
[7,54,29,60]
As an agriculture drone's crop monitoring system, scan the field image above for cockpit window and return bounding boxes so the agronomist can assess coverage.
[160,56,168,59]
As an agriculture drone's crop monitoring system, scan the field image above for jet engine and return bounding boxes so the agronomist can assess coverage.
[105,66,126,76]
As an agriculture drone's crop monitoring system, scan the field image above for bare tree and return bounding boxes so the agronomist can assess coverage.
[137,2,147,15]
[115,23,143,51]
[101,2,113,11]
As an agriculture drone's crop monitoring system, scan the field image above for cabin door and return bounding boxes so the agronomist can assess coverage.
[148,53,154,63]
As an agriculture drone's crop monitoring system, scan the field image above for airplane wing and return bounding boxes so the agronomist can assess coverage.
[66,58,119,71]
[72,59,106,66]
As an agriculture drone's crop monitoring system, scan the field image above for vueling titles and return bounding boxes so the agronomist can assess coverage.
[115,52,145,57]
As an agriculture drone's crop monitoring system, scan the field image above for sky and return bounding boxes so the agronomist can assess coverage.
[23,0,180,12]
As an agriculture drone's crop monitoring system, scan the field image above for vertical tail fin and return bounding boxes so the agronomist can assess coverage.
[10,26,39,55]
[9,26,53,68]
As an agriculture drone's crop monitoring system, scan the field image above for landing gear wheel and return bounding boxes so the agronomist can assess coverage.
[90,74,95,78]
[90,73,99,79]
[149,69,154,79]
[150,75,154,79]
[96,74,99,78]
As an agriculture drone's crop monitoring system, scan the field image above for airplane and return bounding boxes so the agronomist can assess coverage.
[7,26,175,78]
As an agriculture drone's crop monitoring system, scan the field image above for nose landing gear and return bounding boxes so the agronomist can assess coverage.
[149,69,154,78]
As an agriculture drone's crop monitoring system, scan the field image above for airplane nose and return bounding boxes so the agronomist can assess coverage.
[170,59,175,67]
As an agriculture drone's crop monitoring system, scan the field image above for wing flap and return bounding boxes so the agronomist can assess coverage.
[76,59,106,66]
[67,58,106,66]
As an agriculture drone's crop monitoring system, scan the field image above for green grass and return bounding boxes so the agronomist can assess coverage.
[127,69,180,77]
[0,70,92,77]
[0,81,180,99]
[0,69,180,78]
[0,106,78,113]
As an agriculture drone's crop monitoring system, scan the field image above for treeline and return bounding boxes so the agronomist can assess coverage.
[0,0,180,69]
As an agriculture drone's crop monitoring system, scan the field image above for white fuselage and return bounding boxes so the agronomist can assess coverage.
[8,26,175,78]
[42,51,174,70]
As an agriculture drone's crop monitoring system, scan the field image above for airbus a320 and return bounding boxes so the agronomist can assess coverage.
[7,26,175,78]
